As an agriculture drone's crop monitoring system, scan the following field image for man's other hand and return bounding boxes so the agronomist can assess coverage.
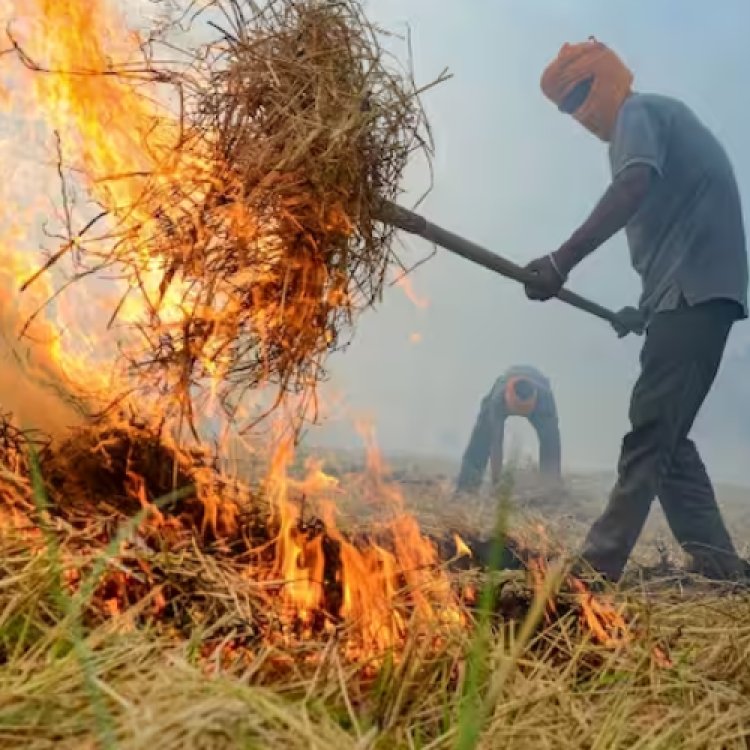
[611,306,645,338]
[524,254,566,301]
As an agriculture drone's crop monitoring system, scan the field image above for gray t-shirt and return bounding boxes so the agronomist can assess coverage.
[609,93,748,319]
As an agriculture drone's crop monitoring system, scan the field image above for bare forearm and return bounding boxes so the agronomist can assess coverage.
[555,165,654,274]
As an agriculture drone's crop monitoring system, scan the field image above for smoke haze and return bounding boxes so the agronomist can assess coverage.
[13,0,750,484]
[311,0,750,485]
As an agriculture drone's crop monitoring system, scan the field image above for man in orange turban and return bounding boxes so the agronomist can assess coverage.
[522,39,749,582]
[541,38,634,142]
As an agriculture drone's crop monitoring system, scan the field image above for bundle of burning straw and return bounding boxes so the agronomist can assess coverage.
[17,0,443,431]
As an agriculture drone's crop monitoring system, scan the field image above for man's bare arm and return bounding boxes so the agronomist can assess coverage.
[524,163,656,302]
[554,164,655,275]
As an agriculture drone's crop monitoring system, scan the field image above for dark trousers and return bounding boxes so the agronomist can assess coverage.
[580,299,743,581]
[455,394,495,492]
[489,412,562,486]
[456,398,561,492]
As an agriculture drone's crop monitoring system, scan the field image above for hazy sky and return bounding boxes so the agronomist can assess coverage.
[307,1,750,483]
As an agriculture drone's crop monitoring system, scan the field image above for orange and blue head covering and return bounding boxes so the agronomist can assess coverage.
[540,38,633,142]
[504,376,538,417]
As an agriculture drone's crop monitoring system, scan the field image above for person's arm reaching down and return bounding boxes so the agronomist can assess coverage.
[524,163,655,300]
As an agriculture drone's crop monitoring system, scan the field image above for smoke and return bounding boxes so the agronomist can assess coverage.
[1,0,748,484]
[312,0,750,485]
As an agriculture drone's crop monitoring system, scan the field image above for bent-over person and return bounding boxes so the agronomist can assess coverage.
[456,365,561,493]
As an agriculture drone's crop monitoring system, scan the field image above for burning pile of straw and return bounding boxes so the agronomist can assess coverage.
[17,0,444,430]
[0,413,742,748]
[0,409,636,662]
[0,413,457,644]
[0,412,699,749]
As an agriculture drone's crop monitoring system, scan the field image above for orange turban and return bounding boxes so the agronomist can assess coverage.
[540,38,633,142]
[504,377,538,417]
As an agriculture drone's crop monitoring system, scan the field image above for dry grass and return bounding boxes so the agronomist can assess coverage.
[0,425,748,748]
[1,530,750,749]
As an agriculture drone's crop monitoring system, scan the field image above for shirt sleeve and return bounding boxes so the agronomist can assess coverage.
[609,98,667,179]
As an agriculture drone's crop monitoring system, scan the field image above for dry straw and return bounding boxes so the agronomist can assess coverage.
[19,0,447,434]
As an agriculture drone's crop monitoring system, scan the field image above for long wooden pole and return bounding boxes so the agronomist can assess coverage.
[378,200,623,328]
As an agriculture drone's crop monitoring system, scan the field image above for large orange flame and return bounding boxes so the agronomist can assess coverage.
[0,0,156,426]
[264,423,464,653]
[0,0,230,435]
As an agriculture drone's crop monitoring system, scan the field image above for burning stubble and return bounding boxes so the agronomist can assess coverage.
[0,0,641,698]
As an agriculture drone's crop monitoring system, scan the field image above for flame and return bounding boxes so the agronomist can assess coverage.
[0,0,242,432]
[0,0,639,662]
[12,0,164,212]
[570,577,631,647]
[264,425,464,653]
[513,524,632,646]
[394,273,429,310]
[454,533,472,559]
[0,0,170,426]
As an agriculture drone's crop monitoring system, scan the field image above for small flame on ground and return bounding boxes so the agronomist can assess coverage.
[570,577,631,648]
[454,533,472,558]
[514,524,632,647]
